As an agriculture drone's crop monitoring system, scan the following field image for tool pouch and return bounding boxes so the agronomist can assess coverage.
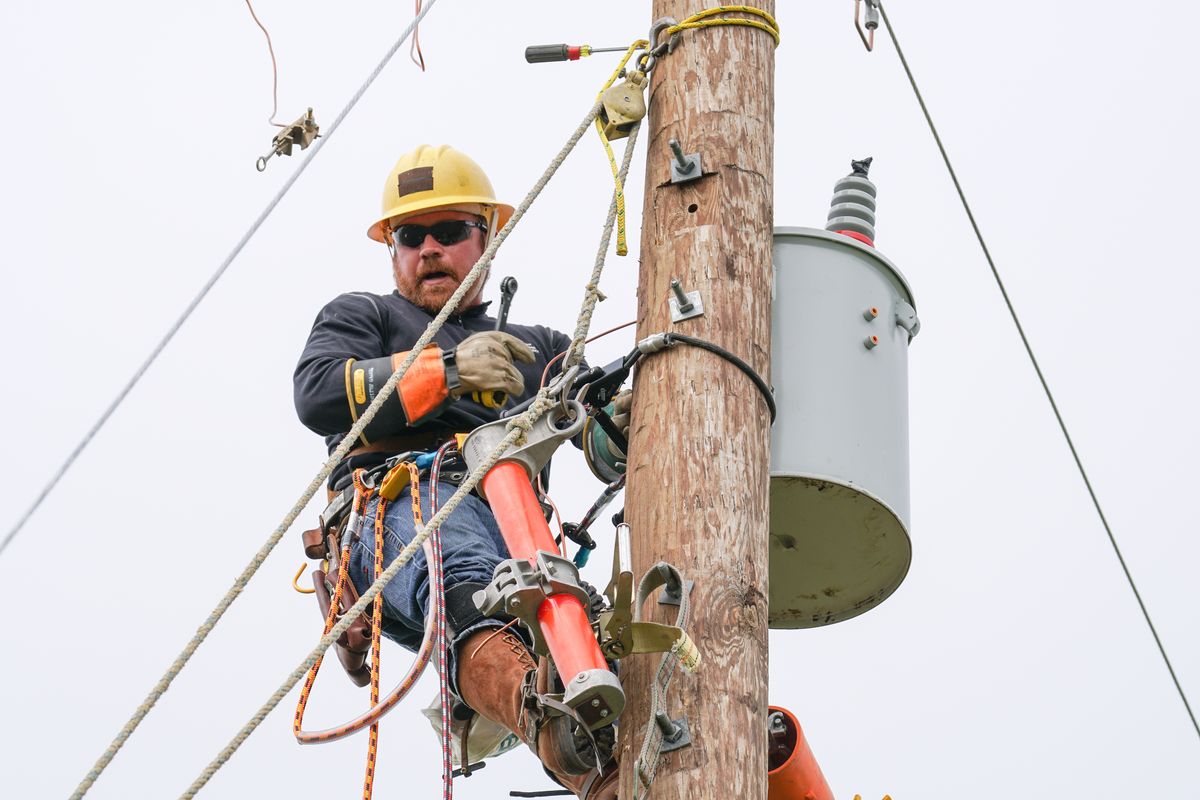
[307,522,374,688]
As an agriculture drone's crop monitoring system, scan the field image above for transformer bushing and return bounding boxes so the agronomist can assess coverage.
[825,157,878,243]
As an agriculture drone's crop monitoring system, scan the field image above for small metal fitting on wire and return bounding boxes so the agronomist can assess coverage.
[855,0,881,51]
[256,107,320,172]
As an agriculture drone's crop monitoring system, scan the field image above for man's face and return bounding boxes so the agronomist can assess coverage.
[389,209,488,313]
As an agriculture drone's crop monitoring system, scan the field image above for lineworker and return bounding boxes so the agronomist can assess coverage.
[294,145,626,799]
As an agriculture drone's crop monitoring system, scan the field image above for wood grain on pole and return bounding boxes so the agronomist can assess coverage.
[619,3,776,798]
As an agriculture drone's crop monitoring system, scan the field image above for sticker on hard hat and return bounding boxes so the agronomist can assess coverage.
[397,167,434,197]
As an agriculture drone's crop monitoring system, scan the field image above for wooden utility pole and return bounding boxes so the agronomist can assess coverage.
[619,3,776,799]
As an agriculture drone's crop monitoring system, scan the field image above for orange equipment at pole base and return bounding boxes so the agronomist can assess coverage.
[768,706,835,800]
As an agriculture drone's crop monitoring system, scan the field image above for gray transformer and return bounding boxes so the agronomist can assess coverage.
[768,224,918,628]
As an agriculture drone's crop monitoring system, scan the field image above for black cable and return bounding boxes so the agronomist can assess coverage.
[878,1,1200,742]
[663,332,776,422]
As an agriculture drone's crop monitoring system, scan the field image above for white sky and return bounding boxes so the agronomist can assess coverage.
[2,1,1198,798]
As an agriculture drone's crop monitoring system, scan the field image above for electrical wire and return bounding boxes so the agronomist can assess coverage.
[411,0,427,71]
[0,0,442,565]
[877,0,1200,742]
[244,0,285,126]
[539,319,638,389]
[655,333,776,422]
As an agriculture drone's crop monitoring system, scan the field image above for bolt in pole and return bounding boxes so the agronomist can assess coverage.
[619,3,776,798]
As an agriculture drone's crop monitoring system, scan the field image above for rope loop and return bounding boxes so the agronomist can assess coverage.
[667,6,781,47]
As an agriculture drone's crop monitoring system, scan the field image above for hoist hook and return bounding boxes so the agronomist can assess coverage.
[855,0,880,52]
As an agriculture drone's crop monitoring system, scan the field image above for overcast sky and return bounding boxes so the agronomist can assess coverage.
[2,2,1198,798]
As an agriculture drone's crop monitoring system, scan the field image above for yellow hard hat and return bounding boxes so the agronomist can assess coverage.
[367,144,514,243]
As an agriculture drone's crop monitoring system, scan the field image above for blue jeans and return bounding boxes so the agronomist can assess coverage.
[348,479,512,691]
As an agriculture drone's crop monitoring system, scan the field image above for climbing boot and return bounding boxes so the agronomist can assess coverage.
[456,627,603,791]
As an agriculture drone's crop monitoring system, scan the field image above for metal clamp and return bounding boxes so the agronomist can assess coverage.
[473,552,593,657]
[256,107,319,172]
[461,398,585,491]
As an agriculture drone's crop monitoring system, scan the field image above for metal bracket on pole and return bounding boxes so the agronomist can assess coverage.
[654,712,693,753]
[668,278,704,322]
[668,138,702,185]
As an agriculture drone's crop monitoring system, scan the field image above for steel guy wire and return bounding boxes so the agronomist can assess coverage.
[877,0,1200,743]
[64,3,445,796]
[0,0,441,562]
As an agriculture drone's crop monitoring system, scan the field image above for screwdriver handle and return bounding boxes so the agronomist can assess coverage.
[525,43,586,63]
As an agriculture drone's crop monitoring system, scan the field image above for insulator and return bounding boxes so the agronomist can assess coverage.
[825,157,877,243]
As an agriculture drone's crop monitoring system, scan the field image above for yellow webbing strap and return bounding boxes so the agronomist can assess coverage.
[594,39,648,257]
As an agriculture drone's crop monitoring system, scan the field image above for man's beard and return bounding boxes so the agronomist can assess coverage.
[395,262,486,313]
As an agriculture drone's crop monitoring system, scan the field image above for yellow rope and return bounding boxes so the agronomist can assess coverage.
[594,38,648,257]
[666,6,781,46]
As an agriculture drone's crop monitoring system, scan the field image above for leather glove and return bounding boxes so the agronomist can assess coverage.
[610,389,632,440]
[452,331,535,398]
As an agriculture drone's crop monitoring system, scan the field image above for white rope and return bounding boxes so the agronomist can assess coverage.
[179,116,641,799]
[67,5,443,796]
[564,123,642,371]
[2,0,443,564]
[71,91,604,800]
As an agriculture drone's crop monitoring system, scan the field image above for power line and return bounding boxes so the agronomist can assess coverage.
[876,1,1200,743]
[0,0,441,562]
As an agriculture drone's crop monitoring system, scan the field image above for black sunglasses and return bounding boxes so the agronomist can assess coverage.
[391,219,488,249]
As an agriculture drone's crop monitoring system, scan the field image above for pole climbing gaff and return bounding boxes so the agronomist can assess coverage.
[464,386,624,730]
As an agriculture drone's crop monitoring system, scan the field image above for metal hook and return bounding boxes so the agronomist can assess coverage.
[648,16,680,57]
[855,0,880,52]
[556,364,582,419]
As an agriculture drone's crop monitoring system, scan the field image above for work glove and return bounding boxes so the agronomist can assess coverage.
[452,331,535,398]
[610,389,632,440]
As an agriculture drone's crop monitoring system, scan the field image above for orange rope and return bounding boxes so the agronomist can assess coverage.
[363,479,390,799]
[293,470,370,741]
